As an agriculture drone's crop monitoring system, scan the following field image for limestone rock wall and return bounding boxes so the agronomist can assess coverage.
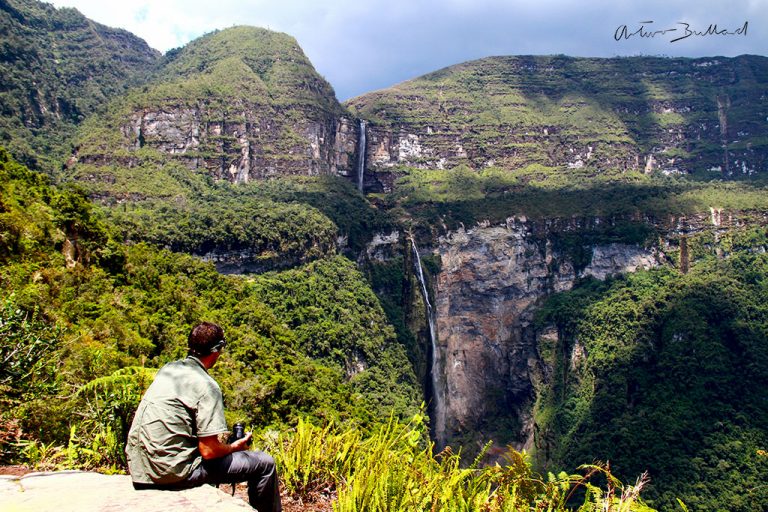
[348,56,768,186]
[103,106,360,183]
[366,122,641,175]
[431,220,659,447]
[361,110,765,189]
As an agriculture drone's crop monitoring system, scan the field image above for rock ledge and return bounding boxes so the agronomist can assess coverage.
[0,470,252,511]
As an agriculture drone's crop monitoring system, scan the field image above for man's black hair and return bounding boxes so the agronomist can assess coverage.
[188,322,225,356]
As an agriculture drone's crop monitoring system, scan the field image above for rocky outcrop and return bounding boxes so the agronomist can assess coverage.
[365,230,402,261]
[200,244,334,275]
[430,220,660,448]
[0,471,252,511]
[109,108,360,183]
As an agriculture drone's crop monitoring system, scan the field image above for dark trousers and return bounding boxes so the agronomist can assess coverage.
[188,450,282,512]
[134,450,282,512]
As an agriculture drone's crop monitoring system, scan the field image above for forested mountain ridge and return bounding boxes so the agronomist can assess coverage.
[0,0,159,171]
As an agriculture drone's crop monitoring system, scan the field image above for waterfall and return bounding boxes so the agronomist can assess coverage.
[357,120,366,193]
[410,237,444,446]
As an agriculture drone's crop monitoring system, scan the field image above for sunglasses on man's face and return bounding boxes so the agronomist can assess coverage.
[210,339,227,353]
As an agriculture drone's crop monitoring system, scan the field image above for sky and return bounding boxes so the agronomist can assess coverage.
[48,0,768,101]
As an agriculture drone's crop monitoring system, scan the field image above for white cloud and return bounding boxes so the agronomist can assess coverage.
[48,0,768,100]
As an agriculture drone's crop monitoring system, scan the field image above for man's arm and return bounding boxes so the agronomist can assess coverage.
[198,431,253,460]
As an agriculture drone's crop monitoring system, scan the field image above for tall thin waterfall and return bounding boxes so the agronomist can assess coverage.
[357,120,366,193]
[410,237,444,446]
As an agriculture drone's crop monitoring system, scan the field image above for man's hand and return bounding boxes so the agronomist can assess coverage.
[198,431,252,459]
[230,431,252,451]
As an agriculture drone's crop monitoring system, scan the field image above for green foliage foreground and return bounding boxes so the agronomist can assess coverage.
[16,412,656,512]
[271,416,656,511]
[284,417,654,512]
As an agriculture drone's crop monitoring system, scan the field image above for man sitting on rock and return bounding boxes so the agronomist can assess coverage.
[126,322,282,512]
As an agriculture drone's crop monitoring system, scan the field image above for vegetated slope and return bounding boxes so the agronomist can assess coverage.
[534,241,768,511]
[347,55,768,186]
[102,174,393,272]
[0,147,419,466]
[0,0,159,171]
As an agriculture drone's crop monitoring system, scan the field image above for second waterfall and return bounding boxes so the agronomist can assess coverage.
[410,238,445,447]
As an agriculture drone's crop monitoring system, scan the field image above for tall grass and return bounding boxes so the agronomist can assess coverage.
[265,414,655,512]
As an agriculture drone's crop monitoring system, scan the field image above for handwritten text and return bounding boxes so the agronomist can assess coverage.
[614,21,748,43]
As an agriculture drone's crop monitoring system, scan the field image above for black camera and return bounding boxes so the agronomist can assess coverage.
[227,422,246,443]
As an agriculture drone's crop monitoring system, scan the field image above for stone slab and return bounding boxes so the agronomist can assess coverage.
[0,471,253,512]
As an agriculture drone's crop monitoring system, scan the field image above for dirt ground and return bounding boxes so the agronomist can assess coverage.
[0,465,31,477]
[230,482,334,511]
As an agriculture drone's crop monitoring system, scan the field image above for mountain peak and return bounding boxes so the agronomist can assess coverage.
[160,26,307,80]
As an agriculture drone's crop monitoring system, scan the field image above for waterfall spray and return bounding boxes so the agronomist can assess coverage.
[357,120,366,193]
[410,237,444,446]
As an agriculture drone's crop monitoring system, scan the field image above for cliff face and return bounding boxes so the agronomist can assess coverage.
[402,207,768,450]
[110,106,358,183]
[348,55,768,190]
[429,220,659,447]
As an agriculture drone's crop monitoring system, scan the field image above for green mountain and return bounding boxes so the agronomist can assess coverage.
[59,25,378,270]
[69,25,357,194]
[0,0,159,171]
[347,55,768,185]
[341,55,768,244]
